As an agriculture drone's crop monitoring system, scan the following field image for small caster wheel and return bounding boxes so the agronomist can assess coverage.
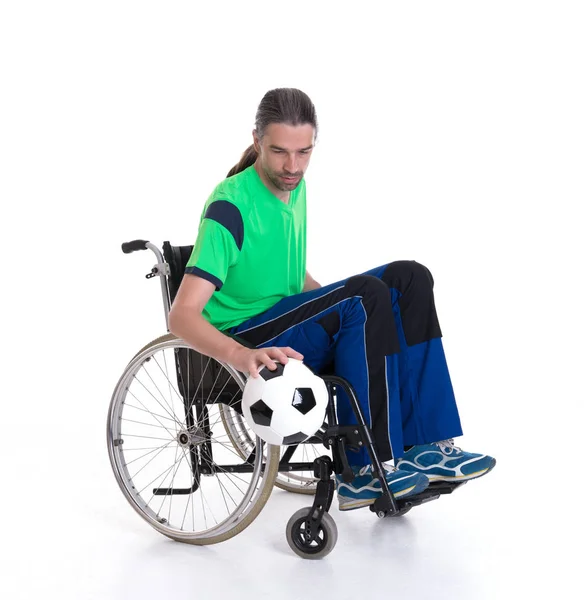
[286,507,338,559]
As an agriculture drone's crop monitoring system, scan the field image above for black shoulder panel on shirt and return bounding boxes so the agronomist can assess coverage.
[204,200,244,251]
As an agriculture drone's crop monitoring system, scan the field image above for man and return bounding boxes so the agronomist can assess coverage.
[169,88,495,511]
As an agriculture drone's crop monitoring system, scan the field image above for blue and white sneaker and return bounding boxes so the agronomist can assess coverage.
[396,439,496,482]
[335,464,429,511]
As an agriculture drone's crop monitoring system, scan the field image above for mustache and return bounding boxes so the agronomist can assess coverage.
[278,172,302,178]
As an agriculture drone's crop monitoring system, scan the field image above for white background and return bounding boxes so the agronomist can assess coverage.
[2,1,583,598]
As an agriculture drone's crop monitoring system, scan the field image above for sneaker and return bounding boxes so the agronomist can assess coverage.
[396,439,496,482]
[335,464,429,511]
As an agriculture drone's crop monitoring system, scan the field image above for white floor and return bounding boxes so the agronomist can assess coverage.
[5,433,578,600]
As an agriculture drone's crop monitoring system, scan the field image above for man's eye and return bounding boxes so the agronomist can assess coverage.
[273,149,283,154]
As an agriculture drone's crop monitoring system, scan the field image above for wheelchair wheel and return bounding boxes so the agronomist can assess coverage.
[107,334,279,545]
[286,507,338,559]
[220,404,330,495]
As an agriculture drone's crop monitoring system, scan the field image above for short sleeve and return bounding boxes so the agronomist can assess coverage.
[185,200,243,290]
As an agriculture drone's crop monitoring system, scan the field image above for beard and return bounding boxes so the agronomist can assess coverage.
[265,167,303,192]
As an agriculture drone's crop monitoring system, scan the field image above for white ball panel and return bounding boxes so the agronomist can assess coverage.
[251,422,283,445]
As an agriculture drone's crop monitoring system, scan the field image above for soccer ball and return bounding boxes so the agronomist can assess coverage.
[241,358,329,445]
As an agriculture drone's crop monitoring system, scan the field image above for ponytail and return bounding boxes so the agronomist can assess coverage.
[226,144,258,178]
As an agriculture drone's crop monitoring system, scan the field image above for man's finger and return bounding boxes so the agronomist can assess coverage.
[277,350,289,364]
[263,354,278,370]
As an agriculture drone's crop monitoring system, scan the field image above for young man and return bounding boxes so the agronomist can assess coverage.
[169,88,496,511]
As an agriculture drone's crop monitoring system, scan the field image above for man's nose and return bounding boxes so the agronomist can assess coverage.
[284,154,298,173]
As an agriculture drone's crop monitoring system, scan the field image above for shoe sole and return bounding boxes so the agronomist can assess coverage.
[421,459,497,483]
[337,482,425,512]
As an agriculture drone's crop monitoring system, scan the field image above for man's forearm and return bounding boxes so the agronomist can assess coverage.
[302,270,322,292]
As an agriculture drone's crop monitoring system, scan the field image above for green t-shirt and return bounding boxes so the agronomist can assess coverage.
[185,165,307,331]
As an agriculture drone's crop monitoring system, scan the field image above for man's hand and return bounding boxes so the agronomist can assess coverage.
[228,345,304,378]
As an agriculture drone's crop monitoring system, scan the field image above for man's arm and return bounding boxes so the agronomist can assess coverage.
[302,270,322,292]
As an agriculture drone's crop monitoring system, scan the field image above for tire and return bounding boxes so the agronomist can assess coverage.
[107,334,279,545]
[286,507,338,559]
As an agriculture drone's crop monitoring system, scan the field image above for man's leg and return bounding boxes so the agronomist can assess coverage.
[228,274,429,509]
[361,260,464,446]
[228,274,404,464]
[362,260,495,482]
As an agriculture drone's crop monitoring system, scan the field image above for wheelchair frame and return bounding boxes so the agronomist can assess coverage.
[111,239,463,558]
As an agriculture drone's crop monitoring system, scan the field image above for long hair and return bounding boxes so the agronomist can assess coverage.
[226,88,318,178]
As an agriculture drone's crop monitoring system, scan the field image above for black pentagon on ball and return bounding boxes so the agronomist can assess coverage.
[260,362,285,381]
[249,399,273,427]
[291,388,316,415]
[282,431,310,445]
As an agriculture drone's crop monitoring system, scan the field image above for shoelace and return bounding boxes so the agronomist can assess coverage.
[358,463,398,476]
[436,438,462,455]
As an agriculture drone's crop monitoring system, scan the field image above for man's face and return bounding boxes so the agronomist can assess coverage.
[254,122,315,192]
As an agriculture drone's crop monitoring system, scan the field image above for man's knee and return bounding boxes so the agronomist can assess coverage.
[386,260,435,290]
[345,274,391,299]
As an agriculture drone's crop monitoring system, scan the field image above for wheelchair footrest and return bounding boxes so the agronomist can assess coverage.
[370,480,467,517]
[397,480,467,509]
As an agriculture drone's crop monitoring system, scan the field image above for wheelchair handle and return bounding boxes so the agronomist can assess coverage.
[121,239,149,254]
[121,239,172,332]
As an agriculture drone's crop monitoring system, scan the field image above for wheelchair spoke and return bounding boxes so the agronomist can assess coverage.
[214,469,238,514]
[121,433,172,442]
[122,446,170,452]
[198,479,219,527]
[142,359,180,430]
[204,383,241,433]
[152,350,186,410]
[188,362,223,431]
[214,466,251,495]
[164,445,187,524]
[124,439,175,470]
[121,417,176,430]
[162,349,179,429]
[179,353,212,427]
[200,444,252,491]
[180,460,195,531]
[209,436,254,463]
[199,483,208,530]
[126,387,182,432]
[139,449,185,498]
[123,402,178,425]
[132,373,182,429]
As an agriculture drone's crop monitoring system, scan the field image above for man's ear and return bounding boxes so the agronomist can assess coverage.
[252,130,261,154]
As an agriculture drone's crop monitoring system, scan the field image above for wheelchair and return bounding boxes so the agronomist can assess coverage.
[107,239,465,559]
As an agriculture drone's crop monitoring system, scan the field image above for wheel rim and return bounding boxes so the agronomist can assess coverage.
[107,338,276,542]
[291,517,329,555]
